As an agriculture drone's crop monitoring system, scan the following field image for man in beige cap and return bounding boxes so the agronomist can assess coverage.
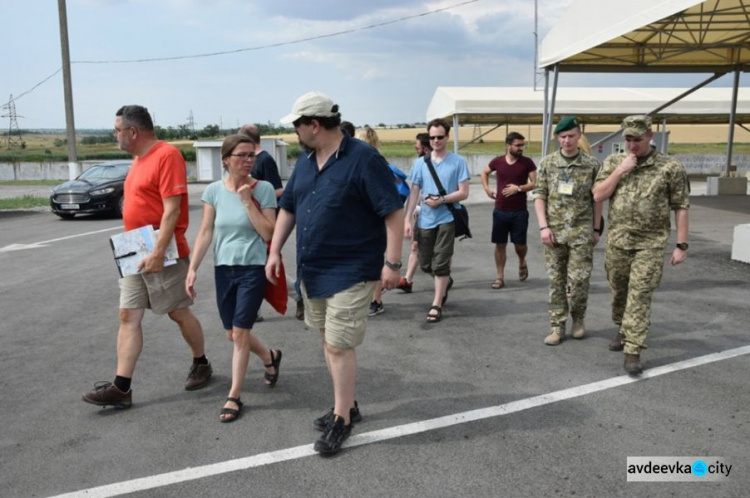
[267,91,404,454]
[593,115,690,375]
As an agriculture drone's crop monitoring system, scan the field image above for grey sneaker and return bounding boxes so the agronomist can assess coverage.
[313,401,362,431]
[314,415,352,455]
[368,300,384,316]
[185,362,213,391]
[82,381,132,409]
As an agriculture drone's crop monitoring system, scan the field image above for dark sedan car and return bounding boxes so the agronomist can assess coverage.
[50,161,131,219]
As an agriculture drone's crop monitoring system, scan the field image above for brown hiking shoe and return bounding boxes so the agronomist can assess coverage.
[572,319,585,339]
[608,332,624,351]
[185,362,213,391]
[82,382,132,409]
[544,329,565,346]
[624,354,643,375]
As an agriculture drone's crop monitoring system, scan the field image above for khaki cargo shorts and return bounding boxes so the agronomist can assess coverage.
[119,258,193,315]
[301,281,376,350]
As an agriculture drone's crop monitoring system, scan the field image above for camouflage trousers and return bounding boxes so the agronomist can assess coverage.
[544,241,593,331]
[604,244,664,355]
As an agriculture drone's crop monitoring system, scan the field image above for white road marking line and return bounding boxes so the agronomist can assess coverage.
[50,344,750,498]
[0,226,121,252]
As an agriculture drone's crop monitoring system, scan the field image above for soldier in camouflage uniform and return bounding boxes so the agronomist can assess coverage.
[593,115,690,375]
[533,116,603,346]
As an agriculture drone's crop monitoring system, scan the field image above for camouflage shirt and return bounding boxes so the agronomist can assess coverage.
[596,147,690,250]
[534,150,600,245]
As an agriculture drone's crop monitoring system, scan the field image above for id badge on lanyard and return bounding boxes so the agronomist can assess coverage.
[558,168,574,195]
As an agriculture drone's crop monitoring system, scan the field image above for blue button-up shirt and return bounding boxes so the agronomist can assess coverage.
[279,134,403,298]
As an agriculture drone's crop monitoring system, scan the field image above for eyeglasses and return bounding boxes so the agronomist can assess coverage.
[429,135,445,141]
[230,152,256,159]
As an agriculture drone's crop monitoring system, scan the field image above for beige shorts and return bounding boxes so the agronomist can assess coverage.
[301,281,376,350]
[119,258,193,315]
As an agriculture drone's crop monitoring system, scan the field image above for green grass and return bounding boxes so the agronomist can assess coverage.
[0,195,49,209]
[668,143,750,154]
[0,179,60,186]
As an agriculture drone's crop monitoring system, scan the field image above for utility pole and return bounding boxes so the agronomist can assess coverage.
[1,95,24,149]
[58,0,79,179]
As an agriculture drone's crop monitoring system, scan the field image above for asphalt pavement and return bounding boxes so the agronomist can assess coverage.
[1,186,749,498]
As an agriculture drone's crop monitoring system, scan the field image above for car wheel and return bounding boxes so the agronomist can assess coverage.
[55,212,75,220]
[114,196,124,218]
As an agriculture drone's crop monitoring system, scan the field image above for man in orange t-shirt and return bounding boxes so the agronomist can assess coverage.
[82,105,212,410]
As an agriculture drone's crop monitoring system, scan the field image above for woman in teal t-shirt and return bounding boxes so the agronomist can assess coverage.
[186,134,281,423]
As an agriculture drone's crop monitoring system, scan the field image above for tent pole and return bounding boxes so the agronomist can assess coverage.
[542,68,550,154]
[453,114,459,154]
[544,65,559,156]
[661,118,668,153]
[726,68,740,175]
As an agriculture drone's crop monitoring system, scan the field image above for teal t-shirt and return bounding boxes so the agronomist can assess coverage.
[201,179,277,266]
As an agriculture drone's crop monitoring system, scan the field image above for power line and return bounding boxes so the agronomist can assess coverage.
[1,0,478,108]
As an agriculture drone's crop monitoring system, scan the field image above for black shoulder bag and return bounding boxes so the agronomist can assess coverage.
[423,155,472,240]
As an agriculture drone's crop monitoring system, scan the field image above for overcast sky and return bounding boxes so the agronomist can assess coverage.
[0,0,737,130]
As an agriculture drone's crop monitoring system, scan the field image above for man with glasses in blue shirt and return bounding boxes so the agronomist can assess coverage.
[404,118,470,323]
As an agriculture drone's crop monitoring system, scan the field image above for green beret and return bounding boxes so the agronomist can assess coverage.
[622,115,652,137]
[554,116,580,134]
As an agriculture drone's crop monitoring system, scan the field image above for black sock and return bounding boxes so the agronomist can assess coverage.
[114,376,131,393]
[193,355,208,366]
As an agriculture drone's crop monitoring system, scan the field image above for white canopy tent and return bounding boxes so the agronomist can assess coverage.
[426,86,750,125]
[538,0,750,170]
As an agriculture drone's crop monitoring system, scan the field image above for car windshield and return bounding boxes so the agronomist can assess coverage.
[78,164,130,181]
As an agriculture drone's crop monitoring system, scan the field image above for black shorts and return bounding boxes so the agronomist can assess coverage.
[491,208,529,245]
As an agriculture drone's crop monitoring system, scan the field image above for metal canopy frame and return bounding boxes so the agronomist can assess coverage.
[540,0,750,172]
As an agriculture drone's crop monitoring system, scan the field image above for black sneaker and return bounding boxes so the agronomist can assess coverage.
[313,401,362,431]
[368,300,384,316]
[313,415,352,455]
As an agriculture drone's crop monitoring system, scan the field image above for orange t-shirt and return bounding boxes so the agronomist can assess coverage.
[123,141,190,258]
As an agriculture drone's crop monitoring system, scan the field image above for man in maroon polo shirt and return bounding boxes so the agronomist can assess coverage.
[480,132,537,289]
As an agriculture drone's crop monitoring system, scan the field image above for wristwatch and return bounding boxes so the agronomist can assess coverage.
[676,242,689,251]
[385,260,402,270]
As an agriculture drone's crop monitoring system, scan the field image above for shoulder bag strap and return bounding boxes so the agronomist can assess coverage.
[423,154,447,197]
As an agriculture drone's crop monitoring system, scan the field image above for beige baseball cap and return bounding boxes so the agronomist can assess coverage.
[280,91,339,124]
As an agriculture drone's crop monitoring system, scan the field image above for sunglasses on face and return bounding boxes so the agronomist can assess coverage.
[429,135,445,141]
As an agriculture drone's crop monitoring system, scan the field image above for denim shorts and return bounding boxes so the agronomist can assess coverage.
[492,208,529,245]
[214,265,266,330]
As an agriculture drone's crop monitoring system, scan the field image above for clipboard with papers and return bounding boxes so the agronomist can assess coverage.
[109,225,178,278]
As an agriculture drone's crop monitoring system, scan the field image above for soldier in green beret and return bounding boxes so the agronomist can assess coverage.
[533,116,603,346]
[593,115,690,375]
